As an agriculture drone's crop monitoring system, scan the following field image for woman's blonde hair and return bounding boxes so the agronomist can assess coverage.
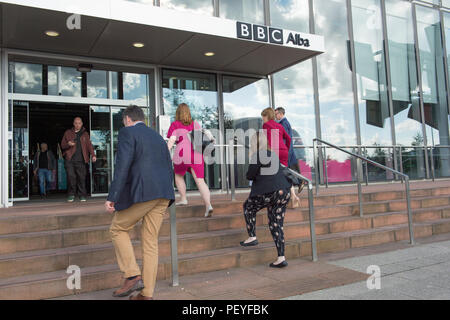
[176,103,193,126]
[261,107,275,121]
[250,131,270,157]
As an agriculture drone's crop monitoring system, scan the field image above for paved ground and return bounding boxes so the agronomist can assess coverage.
[285,237,450,300]
[52,233,450,300]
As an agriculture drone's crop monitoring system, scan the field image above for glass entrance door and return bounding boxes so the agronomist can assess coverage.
[90,106,150,196]
[10,101,30,201]
[162,69,221,190]
[90,106,112,195]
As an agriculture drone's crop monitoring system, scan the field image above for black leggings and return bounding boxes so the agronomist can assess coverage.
[243,189,291,257]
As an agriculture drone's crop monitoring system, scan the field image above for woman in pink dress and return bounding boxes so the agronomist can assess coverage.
[167,103,213,217]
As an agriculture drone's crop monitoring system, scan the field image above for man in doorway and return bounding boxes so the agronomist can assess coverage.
[61,117,96,202]
[105,105,174,300]
[33,142,56,200]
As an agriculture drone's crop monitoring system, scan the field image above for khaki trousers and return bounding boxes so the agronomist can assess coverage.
[110,198,169,297]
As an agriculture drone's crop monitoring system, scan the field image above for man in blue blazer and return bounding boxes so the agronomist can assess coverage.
[105,105,175,300]
[275,107,298,171]
[275,107,302,207]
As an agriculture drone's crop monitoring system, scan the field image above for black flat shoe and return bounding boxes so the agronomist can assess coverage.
[269,261,288,268]
[240,239,259,247]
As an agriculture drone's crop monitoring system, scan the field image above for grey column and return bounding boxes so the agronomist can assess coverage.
[411,3,431,179]
[380,0,399,176]
[0,50,9,207]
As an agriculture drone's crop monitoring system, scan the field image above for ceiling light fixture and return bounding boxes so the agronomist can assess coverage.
[45,30,59,37]
[133,42,145,48]
[204,52,215,57]
[77,63,93,73]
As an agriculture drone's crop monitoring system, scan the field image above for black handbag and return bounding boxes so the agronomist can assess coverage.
[189,129,215,154]
[282,166,303,187]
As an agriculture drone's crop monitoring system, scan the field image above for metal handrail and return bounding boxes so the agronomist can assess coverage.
[282,165,318,262]
[168,203,178,287]
[313,138,415,245]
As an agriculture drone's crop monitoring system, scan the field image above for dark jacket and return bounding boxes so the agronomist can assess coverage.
[33,150,57,171]
[107,122,175,212]
[61,127,95,163]
[246,150,292,198]
[279,117,297,167]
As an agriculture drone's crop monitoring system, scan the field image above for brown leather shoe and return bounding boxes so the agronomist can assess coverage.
[112,276,144,297]
[129,293,153,300]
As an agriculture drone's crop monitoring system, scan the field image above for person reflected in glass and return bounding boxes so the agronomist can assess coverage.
[167,103,213,218]
[33,142,56,200]
[275,107,301,208]
[240,132,292,268]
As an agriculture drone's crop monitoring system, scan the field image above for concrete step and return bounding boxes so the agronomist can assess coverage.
[1,195,449,255]
[1,206,448,279]
[1,192,449,237]
[1,218,450,300]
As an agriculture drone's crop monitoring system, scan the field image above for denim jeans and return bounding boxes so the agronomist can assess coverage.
[38,168,52,195]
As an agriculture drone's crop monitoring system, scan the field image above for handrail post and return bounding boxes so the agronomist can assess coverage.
[356,146,364,217]
[323,146,329,188]
[169,203,179,287]
[429,146,436,182]
[405,177,415,245]
[399,147,404,183]
[364,147,369,186]
[313,139,320,195]
[307,182,318,262]
[228,139,236,201]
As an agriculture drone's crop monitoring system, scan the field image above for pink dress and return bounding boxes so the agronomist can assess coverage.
[167,120,205,179]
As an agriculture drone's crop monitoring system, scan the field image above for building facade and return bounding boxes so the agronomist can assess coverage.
[0,0,449,207]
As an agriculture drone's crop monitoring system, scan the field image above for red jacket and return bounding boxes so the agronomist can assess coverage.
[263,120,291,166]
[61,127,95,163]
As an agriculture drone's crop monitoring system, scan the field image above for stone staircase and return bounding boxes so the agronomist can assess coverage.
[0,181,450,299]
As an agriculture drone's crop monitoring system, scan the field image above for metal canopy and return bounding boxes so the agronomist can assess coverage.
[0,0,324,76]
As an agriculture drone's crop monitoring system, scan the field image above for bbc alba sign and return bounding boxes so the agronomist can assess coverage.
[237,22,311,48]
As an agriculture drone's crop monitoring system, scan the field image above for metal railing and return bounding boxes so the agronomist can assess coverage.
[313,138,415,245]
[169,203,178,287]
[283,165,318,262]
[215,140,245,201]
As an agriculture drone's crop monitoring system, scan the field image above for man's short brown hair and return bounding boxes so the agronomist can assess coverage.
[275,107,286,115]
[123,105,145,122]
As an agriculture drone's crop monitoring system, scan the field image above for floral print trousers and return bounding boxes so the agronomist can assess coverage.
[243,189,291,257]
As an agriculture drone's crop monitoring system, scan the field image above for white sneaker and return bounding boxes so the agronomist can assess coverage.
[205,205,213,218]
[176,200,188,206]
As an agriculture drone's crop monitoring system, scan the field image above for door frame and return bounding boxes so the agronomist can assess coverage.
[9,100,30,202]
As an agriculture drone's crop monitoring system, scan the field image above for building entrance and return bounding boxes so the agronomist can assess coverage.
[29,103,90,199]
[9,101,136,202]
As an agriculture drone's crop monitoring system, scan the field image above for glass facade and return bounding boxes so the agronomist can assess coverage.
[4,0,450,205]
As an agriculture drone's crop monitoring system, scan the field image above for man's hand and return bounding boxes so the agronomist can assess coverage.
[92,156,97,163]
[105,201,115,214]
[68,141,76,147]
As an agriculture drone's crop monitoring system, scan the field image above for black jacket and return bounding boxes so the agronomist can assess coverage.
[246,150,292,197]
[107,123,175,211]
[33,150,57,171]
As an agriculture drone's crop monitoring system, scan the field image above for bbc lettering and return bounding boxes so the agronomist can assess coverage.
[236,22,310,48]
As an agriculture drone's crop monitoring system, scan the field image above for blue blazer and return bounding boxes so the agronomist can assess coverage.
[107,122,175,212]
[279,117,297,167]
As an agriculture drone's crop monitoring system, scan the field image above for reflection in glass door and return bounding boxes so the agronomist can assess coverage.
[222,76,269,188]
[90,106,112,195]
[162,69,221,190]
[11,101,30,201]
